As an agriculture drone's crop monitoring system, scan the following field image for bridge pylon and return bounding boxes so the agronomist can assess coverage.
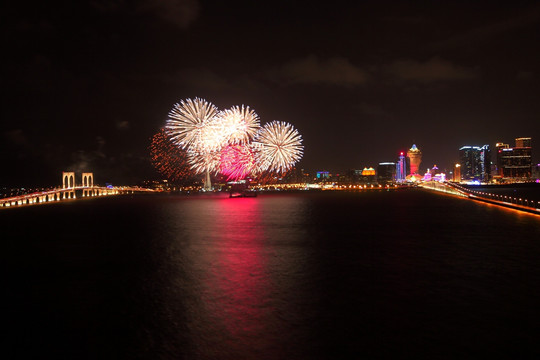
[62,172,75,189]
[82,172,94,187]
[82,172,95,197]
[62,171,76,199]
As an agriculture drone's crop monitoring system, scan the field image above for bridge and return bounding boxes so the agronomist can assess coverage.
[1,171,155,208]
[419,180,469,197]
[420,181,540,215]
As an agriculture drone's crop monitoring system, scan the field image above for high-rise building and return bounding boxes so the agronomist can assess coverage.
[495,143,509,178]
[533,163,540,180]
[377,162,396,184]
[361,167,376,176]
[459,145,491,182]
[396,152,407,183]
[345,169,363,184]
[316,171,330,181]
[407,144,422,175]
[496,137,532,179]
[453,164,461,182]
[515,137,532,148]
[359,167,376,184]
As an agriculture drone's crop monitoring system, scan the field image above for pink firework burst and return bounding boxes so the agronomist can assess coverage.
[219,145,255,181]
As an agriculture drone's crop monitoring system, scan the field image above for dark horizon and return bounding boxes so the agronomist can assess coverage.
[2,1,540,187]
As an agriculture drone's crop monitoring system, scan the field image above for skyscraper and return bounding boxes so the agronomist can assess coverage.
[495,142,509,178]
[496,137,532,179]
[515,137,532,148]
[459,145,490,182]
[453,164,461,182]
[407,144,422,175]
[396,152,407,183]
[377,162,396,184]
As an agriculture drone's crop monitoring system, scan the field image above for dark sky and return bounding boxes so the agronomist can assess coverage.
[2,1,540,186]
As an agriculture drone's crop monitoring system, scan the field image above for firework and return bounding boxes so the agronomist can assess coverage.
[216,105,260,145]
[187,147,222,175]
[163,97,304,188]
[254,121,303,173]
[149,129,193,182]
[219,144,256,181]
[184,123,226,177]
[165,98,219,150]
[197,120,229,152]
[247,142,268,175]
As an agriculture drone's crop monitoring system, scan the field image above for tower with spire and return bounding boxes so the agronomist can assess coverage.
[407,144,422,175]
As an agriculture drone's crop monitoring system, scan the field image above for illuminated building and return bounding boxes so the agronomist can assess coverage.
[353,169,362,183]
[453,164,461,182]
[361,167,375,176]
[396,152,407,183]
[515,137,532,148]
[533,163,540,180]
[433,172,446,182]
[345,169,363,184]
[407,144,422,175]
[459,145,490,183]
[494,143,509,180]
[428,165,446,182]
[360,167,376,184]
[316,171,330,180]
[423,165,440,181]
[406,173,423,182]
[377,162,396,184]
[496,138,532,180]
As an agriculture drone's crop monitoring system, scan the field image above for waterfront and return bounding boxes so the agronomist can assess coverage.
[3,190,540,359]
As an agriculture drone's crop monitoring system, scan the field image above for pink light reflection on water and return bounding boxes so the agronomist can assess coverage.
[203,197,279,356]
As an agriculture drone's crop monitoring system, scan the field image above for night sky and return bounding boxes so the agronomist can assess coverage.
[2,1,540,186]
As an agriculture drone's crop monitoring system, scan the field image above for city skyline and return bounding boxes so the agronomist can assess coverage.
[2,1,540,186]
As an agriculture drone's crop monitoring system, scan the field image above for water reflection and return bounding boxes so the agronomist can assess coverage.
[176,197,278,358]
[4,191,540,359]
[209,198,271,345]
[165,194,313,358]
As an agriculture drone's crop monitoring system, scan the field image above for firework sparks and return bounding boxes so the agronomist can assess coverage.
[165,98,219,150]
[149,129,193,182]
[217,105,260,145]
[197,120,229,152]
[255,121,303,173]
[163,98,304,187]
[219,144,256,181]
[187,147,222,175]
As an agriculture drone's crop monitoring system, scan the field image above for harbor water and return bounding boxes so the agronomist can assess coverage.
[3,189,540,359]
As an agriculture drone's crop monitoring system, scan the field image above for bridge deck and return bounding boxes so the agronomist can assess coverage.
[421,181,540,215]
[1,186,155,208]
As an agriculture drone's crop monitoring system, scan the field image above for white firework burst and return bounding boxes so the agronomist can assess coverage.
[216,105,260,145]
[254,121,303,173]
[197,119,228,152]
[187,147,222,175]
[165,98,219,150]
[249,141,269,175]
